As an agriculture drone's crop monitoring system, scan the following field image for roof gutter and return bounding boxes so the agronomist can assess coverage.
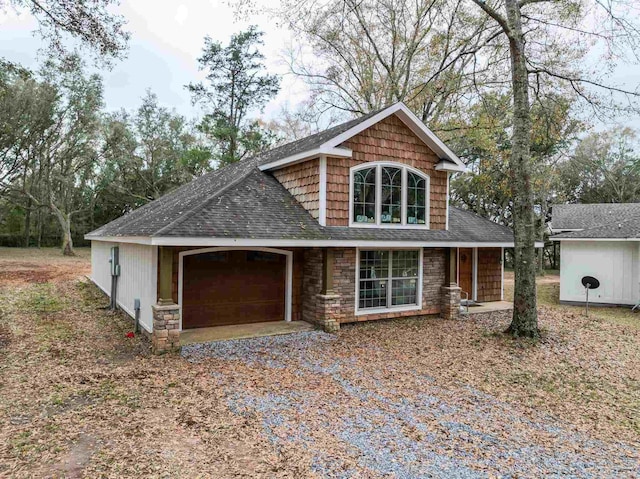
[551,237,640,242]
[86,234,541,248]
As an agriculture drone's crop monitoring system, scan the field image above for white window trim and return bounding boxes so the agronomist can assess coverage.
[355,247,423,316]
[177,247,293,331]
[349,162,430,229]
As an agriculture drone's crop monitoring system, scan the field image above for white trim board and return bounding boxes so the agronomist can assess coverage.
[88,235,527,248]
[177,246,293,331]
[258,103,466,173]
[445,173,450,231]
[85,235,152,244]
[258,147,352,172]
[552,237,640,242]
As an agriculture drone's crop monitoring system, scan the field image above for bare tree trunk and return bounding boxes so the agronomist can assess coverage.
[504,0,539,338]
[23,197,32,247]
[36,210,43,248]
[50,203,75,256]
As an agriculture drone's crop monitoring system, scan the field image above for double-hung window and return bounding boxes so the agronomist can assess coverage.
[358,249,421,312]
[351,163,429,227]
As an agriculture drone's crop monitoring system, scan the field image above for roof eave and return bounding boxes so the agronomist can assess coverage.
[551,236,640,241]
[259,102,466,172]
[258,147,353,171]
[435,160,466,172]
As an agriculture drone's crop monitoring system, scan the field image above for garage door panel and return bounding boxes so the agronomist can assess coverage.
[183,301,284,328]
[182,250,286,329]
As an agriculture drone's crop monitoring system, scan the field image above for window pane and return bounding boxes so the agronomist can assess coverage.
[353,167,376,223]
[381,167,402,224]
[359,250,389,279]
[407,172,427,225]
[392,250,419,277]
[359,280,388,309]
[392,279,418,306]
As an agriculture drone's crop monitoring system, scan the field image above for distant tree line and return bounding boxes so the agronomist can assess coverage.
[0,26,282,254]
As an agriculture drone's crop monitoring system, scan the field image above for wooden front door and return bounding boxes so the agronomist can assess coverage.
[458,248,474,300]
[182,250,286,329]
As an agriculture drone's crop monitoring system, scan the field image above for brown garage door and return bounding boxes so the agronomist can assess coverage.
[182,250,286,329]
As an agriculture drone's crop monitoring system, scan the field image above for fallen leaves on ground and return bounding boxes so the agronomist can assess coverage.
[0,248,638,478]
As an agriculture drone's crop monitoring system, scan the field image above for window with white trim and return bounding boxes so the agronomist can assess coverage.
[351,163,429,227]
[358,250,420,311]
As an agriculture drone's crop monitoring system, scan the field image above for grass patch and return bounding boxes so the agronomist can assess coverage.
[505,282,640,330]
[19,283,66,314]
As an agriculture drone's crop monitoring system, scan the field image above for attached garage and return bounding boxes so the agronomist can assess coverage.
[179,248,293,329]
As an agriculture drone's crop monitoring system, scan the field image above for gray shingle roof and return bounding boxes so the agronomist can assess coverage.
[253,108,385,167]
[89,159,512,242]
[551,204,640,231]
[551,204,640,239]
[88,108,512,244]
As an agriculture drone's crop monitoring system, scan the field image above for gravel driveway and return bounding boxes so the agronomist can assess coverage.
[182,330,639,479]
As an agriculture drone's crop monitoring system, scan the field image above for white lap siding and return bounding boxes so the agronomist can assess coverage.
[90,241,158,332]
[560,241,639,306]
[90,240,115,295]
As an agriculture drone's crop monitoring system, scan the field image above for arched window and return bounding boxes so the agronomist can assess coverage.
[350,163,430,227]
[352,167,376,224]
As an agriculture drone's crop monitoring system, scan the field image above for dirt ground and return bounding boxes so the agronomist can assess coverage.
[0,248,638,478]
[0,247,91,285]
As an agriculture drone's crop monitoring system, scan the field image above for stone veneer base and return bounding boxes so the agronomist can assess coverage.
[440,285,462,320]
[152,303,180,354]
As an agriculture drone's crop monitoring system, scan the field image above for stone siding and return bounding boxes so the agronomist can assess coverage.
[302,247,447,326]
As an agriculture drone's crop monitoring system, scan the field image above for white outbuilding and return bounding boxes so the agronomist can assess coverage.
[551,204,640,307]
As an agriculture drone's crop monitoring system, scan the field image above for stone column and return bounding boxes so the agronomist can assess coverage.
[315,293,340,332]
[441,284,461,320]
[152,246,180,354]
[152,303,180,353]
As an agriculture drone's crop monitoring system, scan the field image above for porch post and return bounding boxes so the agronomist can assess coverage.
[316,248,339,332]
[444,247,457,286]
[152,246,180,354]
[321,248,334,294]
[441,247,461,320]
[158,246,174,304]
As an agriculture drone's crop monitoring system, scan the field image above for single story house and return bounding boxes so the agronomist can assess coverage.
[86,102,517,353]
[551,203,640,306]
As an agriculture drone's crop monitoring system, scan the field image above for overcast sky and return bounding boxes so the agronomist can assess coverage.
[0,0,304,120]
[0,0,638,129]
